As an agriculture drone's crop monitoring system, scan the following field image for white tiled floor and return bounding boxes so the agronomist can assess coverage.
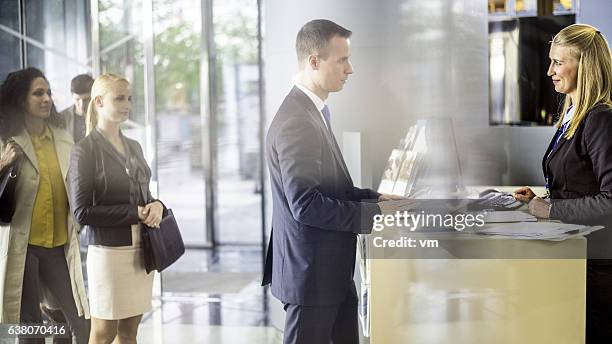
[134,246,279,343]
[137,324,282,344]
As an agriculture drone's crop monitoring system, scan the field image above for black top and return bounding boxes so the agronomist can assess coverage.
[69,128,158,246]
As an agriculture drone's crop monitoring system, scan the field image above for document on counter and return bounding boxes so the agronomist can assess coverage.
[482,210,537,223]
[475,221,604,241]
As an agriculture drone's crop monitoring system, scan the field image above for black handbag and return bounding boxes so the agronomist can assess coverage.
[0,161,20,223]
[135,171,185,273]
[141,208,185,273]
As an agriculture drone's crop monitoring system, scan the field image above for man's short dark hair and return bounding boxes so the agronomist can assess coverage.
[296,19,352,66]
[70,74,94,94]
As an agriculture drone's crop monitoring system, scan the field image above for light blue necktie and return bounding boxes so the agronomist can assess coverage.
[321,105,332,133]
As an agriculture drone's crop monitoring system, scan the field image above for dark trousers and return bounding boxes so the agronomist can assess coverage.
[40,305,72,344]
[19,245,90,344]
[283,287,359,344]
[586,263,612,344]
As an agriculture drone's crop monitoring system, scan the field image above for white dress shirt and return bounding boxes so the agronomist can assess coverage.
[294,82,329,130]
[562,105,575,125]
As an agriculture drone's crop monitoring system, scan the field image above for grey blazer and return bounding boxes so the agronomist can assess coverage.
[262,86,380,306]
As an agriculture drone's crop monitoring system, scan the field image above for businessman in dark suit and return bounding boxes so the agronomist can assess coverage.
[262,19,398,343]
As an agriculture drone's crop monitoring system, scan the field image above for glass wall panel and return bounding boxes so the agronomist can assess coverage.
[25,0,91,110]
[0,0,21,80]
[213,0,262,244]
[99,0,146,126]
[152,0,208,246]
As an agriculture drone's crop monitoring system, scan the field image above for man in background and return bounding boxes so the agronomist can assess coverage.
[60,74,93,142]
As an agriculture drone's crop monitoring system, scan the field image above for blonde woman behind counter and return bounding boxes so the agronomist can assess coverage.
[513,24,612,343]
[68,74,165,344]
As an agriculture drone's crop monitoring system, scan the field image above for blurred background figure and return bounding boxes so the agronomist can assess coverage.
[60,74,94,143]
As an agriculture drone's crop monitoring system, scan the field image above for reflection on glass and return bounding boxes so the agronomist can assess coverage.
[99,0,145,126]
[489,35,509,124]
[515,0,536,13]
[488,0,508,13]
[554,0,573,12]
[213,0,262,244]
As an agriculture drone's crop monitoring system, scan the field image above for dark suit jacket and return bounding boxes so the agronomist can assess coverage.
[69,129,155,246]
[545,104,612,260]
[59,106,86,142]
[262,86,381,306]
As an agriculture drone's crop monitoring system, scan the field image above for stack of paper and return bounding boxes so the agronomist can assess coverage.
[483,211,537,223]
[475,222,603,241]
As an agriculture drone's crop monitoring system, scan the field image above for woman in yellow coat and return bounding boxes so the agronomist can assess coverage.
[0,67,90,343]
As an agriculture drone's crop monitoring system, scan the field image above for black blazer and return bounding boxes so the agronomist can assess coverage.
[262,87,381,307]
[545,104,612,259]
[69,129,154,246]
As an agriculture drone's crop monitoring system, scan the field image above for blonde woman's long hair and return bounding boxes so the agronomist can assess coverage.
[552,24,612,139]
[85,74,130,135]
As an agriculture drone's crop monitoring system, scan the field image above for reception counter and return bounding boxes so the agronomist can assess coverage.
[369,245,585,343]
[365,187,587,344]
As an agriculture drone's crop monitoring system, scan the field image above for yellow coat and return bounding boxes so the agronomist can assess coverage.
[0,125,89,323]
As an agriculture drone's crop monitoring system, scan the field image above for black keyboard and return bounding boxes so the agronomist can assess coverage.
[470,189,524,211]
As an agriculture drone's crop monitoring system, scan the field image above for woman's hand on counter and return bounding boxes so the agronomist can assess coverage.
[528,197,551,219]
[513,186,536,203]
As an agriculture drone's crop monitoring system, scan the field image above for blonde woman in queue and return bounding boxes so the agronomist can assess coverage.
[69,74,164,344]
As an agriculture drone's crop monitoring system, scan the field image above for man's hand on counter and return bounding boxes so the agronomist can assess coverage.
[528,197,551,219]
[378,193,407,202]
[377,199,418,215]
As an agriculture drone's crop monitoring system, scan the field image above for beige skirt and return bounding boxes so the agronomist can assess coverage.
[87,224,154,320]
